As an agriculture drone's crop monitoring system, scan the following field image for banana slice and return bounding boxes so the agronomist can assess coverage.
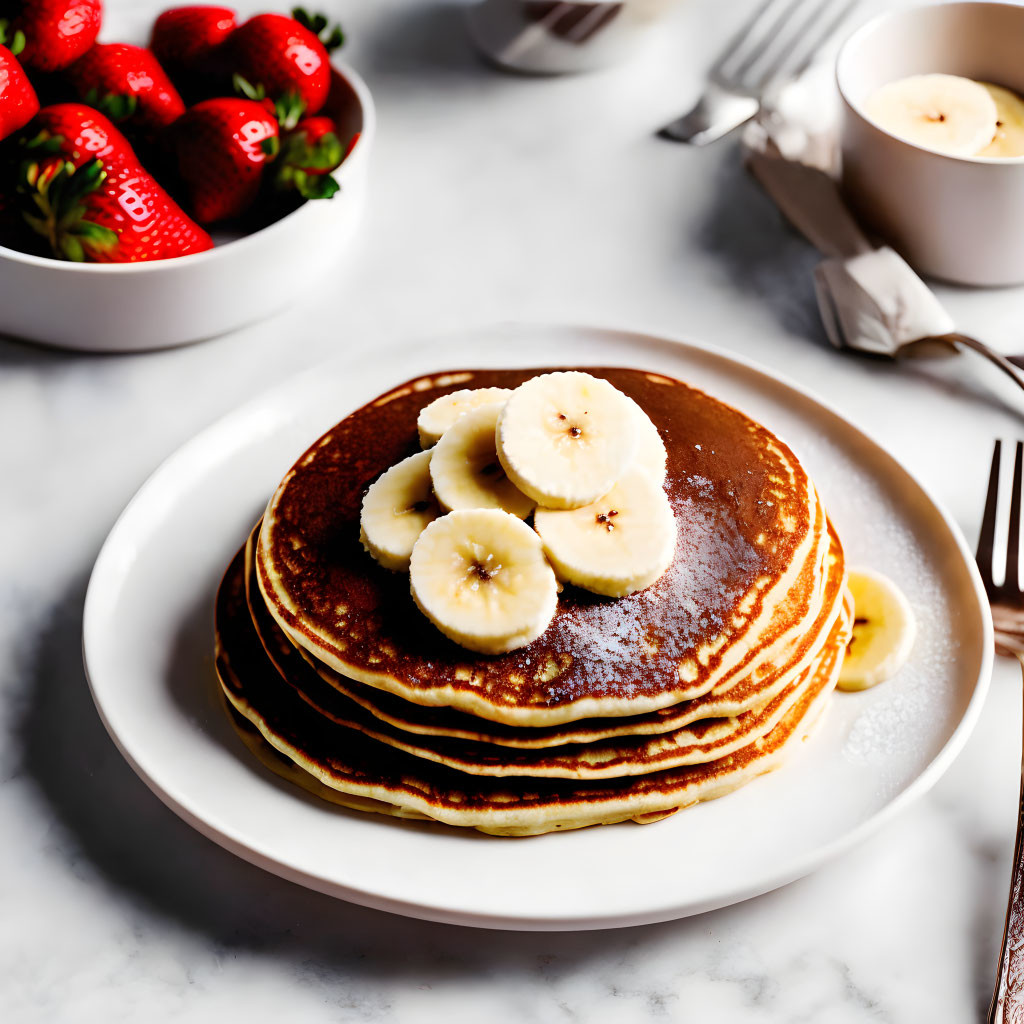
[838,569,916,691]
[409,509,558,654]
[496,371,637,509]
[430,404,535,519]
[417,387,512,448]
[359,450,440,571]
[864,73,998,157]
[624,395,667,486]
[533,467,675,598]
[976,82,1024,158]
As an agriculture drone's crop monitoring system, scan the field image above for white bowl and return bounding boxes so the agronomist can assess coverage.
[837,1,1024,287]
[0,61,375,351]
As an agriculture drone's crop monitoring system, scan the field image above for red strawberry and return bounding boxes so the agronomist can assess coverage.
[173,97,279,224]
[273,115,342,200]
[4,1,103,73]
[17,103,212,261]
[150,6,237,73]
[66,43,185,133]
[0,32,38,142]
[227,8,343,119]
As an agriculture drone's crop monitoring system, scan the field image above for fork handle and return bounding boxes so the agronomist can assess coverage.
[945,334,1024,397]
[989,653,1024,1024]
[658,86,760,146]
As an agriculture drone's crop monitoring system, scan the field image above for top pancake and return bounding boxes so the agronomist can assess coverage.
[257,367,825,726]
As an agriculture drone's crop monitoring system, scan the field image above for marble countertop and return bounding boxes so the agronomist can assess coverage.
[3,0,1022,1019]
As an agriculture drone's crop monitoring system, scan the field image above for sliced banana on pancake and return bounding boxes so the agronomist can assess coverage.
[624,394,668,486]
[534,467,675,598]
[496,371,637,509]
[976,82,1024,158]
[430,404,535,519]
[417,387,512,448]
[864,73,998,157]
[837,569,915,691]
[409,509,558,654]
[360,450,440,571]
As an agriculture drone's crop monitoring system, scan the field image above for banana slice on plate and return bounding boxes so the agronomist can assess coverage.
[838,569,916,692]
[534,467,676,598]
[409,509,558,654]
[864,73,998,157]
[976,82,1024,158]
[417,387,512,448]
[430,404,535,519]
[496,371,637,509]
[624,394,668,486]
[360,450,440,571]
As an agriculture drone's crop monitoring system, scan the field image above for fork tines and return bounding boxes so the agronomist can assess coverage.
[977,440,1024,597]
[714,0,862,92]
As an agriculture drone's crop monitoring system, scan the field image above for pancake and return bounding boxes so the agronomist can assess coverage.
[222,697,431,823]
[218,546,853,835]
[246,522,848,763]
[256,367,827,727]
[239,534,849,778]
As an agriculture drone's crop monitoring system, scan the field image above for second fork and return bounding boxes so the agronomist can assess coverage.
[659,0,861,145]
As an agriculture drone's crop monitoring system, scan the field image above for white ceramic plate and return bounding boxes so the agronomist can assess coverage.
[82,324,993,930]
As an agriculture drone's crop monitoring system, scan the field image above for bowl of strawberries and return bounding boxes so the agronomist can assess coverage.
[0,2,374,351]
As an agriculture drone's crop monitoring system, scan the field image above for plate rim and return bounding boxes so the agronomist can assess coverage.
[82,321,994,930]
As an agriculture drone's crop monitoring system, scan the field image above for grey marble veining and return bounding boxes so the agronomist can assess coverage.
[3,0,1024,1020]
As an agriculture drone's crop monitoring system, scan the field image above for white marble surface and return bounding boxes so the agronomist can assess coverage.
[3,0,1023,1020]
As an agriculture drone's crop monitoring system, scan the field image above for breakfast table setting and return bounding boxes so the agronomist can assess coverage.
[7,0,1024,1020]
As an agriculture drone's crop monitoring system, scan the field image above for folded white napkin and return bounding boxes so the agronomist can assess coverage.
[814,248,957,355]
[743,79,956,355]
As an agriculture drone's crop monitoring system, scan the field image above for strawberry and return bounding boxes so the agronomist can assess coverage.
[273,115,342,200]
[2,1,103,73]
[173,97,279,224]
[150,6,237,73]
[16,103,212,261]
[66,43,185,134]
[0,30,38,142]
[227,8,343,119]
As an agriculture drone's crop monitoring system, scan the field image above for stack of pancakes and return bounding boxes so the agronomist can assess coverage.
[215,367,852,836]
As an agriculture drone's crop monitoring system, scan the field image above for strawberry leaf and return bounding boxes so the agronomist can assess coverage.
[233,74,265,102]
[291,8,326,34]
[274,91,307,132]
[60,234,85,262]
[84,88,139,123]
[16,154,115,261]
[294,172,339,200]
[22,213,49,236]
[280,128,342,172]
[74,220,118,247]
[290,7,344,51]
[22,131,65,156]
[0,20,26,56]
[322,25,345,51]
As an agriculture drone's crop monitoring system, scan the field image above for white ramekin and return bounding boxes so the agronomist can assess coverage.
[837,1,1024,287]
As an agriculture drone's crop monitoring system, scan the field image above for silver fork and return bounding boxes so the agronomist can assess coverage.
[976,440,1024,1023]
[658,0,862,145]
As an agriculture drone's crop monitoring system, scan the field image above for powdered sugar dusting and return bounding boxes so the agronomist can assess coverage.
[546,498,763,702]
